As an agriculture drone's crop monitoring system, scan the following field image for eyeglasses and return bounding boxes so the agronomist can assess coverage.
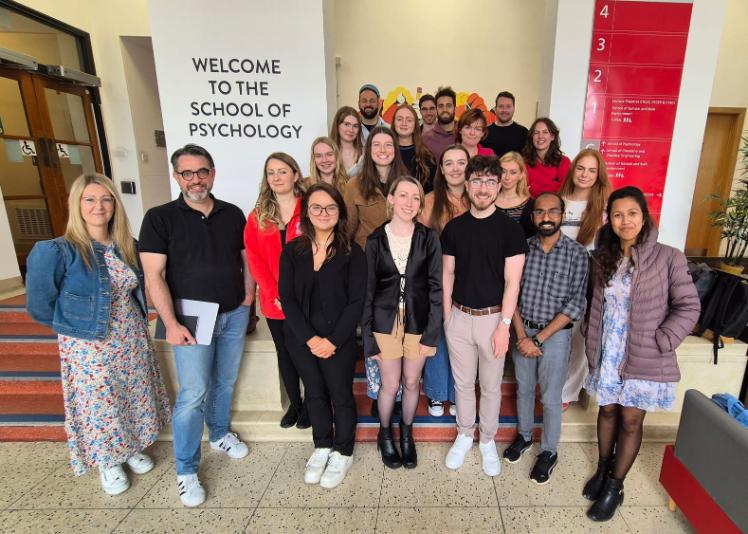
[176,168,211,180]
[532,208,563,217]
[468,178,499,189]
[309,204,339,216]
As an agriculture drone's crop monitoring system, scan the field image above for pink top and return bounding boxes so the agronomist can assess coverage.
[526,155,571,197]
[477,145,495,156]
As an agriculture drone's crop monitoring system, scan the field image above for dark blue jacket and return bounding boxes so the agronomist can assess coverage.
[26,237,147,340]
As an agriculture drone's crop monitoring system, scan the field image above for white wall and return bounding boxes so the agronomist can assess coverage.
[0,186,21,282]
[334,0,546,128]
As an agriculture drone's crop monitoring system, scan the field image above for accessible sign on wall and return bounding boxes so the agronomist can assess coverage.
[148,0,330,214]
[580,0,693,223]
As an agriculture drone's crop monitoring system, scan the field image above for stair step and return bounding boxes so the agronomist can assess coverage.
[0,380,64,415]
[0,322,56,337]
[0,342,60,374]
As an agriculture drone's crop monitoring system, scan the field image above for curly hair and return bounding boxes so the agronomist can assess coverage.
[254,152,305,229]
[522,117,564,168]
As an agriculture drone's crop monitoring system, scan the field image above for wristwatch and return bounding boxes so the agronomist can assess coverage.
[500,316,512,326]
[531,334,543,348]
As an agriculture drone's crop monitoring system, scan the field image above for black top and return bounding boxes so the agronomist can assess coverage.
[441,209,528,308]
[361,222,442,358]
[482,122,529,158]
[497,198,536,239]
[138,194,246,312]
[399,145,435,194]
[278,240,366,347]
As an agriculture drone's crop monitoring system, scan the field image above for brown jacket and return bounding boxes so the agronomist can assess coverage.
[343,176,388,250]
[585,228,700,382]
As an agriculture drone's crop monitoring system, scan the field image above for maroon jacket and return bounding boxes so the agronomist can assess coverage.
[585,228,700,382]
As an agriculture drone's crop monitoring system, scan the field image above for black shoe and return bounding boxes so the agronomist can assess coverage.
[586,477,624,522]
[583,456,614,501]
[399,422,417,469]
[503,434,532,464]
[370,400,379,420]
[295,404,311,429]
[377,425,402,469]
[530,451,558,485]
[280,405,299,428]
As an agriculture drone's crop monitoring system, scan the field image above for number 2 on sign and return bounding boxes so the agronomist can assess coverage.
[593,69,603,83]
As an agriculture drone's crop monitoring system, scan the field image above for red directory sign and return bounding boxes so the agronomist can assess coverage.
[581,0,693,221]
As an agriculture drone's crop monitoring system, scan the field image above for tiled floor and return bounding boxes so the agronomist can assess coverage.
[0,440,694,533]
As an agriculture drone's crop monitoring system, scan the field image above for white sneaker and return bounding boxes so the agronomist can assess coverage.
[428,399,444,417]
[210,432,249,459]
[445,433,474,470]
[126,452,154,474]
[449,403,457,416]
[479,440,502,477]
[320,451,353,489]
[99,464,130,495]
[304,447,332,484]
[177,474,206,507]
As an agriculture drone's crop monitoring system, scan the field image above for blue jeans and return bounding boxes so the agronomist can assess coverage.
[423,327,455,403]
[172,304,250,475]
[512,326,572,455]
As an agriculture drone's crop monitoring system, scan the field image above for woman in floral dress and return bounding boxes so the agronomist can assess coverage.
[582,186,699,521]
[26,174,170,495]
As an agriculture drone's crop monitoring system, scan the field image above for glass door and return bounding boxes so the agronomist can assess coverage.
[0,67,102,266]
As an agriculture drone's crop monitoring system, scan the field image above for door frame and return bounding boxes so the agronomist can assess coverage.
[702,107,746,256]
[0,0,111,177]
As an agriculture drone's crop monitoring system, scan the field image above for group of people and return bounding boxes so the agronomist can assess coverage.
[25,84,701,523]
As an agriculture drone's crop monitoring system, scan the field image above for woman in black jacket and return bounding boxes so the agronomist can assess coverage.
[279,183,366,490]
[362,175,443,469]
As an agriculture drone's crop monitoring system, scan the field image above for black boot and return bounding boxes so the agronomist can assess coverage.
[377,425,402,469]
[280,404,299,428]
[586,477,624,522]
[295,403,311,429]
[399,422,417,469]
[582,456,614,501]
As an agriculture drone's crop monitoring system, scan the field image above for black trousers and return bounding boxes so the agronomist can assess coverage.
[266,318,303,409]
[287,337,358,456]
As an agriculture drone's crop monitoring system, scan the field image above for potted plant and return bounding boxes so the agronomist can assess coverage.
[709,135,748,274]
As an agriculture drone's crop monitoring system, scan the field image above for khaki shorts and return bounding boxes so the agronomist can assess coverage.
[373,310,437,360]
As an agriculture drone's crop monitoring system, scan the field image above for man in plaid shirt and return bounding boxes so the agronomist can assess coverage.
[504,192,589,484]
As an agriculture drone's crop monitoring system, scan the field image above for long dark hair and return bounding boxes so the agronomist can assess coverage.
[357,125,408,201]
[593,186,656,284]
[430,144,470,233]
[522,117,563,168]
[393,103,434,188]
[295,182,352,261]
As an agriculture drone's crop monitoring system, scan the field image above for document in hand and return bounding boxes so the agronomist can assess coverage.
[154,299,219,345]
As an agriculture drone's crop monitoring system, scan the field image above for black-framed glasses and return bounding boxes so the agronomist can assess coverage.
[176,168,211,180]
[532,208,563,217]
[468,178,499,189]
[309,204,339,216]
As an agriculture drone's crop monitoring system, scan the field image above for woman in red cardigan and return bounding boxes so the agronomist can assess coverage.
[245,152,308,429]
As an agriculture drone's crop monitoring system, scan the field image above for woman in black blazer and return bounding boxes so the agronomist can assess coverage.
[279,182,366,490]
[362,176,442,469]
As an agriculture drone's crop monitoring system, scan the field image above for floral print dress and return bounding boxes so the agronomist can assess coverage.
[58,246,171,475]
[585,257,676,412]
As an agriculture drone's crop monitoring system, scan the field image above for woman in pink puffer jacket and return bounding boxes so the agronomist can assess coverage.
[582,186,700,522]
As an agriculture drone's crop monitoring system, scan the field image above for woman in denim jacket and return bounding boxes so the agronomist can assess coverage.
[26,174,170,496]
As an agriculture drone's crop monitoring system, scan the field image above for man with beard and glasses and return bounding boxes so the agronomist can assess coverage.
[139,144,255,507]
[441,155,527,477]
[423,86,457,162]
[504,192,588,485]
[358,84,387,140]
[482,91,529,158]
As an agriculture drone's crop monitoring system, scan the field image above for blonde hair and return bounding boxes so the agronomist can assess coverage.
[386,175,425,219]
[255,152,305,229]
[308,137,348,193]
[499,151,530,198]
[64,173,136,269]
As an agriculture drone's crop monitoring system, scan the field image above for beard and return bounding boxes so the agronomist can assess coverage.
[438,111,455,125]
[536,222,561,236]
[360,106,379,120]
[183,185,211,202]
[469,191,497,212]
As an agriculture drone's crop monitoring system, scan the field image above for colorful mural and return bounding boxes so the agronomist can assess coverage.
[378,86,496,125]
